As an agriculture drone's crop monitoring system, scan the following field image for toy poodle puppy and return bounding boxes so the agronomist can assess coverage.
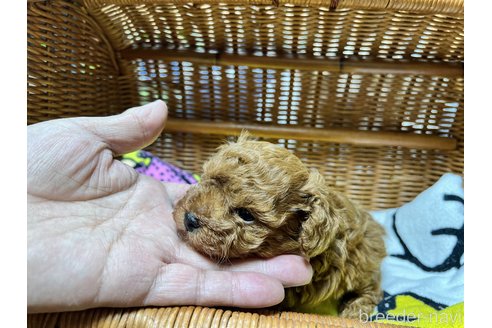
[173,133,386,318]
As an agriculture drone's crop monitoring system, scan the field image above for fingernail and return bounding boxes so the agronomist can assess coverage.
[138,100,164,117]
[141,101,157,115]
[285,258,313,288]
[125,100,165,119]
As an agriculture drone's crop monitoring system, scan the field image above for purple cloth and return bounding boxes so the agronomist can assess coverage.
[121,150,199,184]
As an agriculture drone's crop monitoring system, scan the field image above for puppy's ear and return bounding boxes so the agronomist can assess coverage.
[298,169,340,258]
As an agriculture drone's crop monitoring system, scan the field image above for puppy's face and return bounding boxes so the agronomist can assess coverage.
[173,135,318,261]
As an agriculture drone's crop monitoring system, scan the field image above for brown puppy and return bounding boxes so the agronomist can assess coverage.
[173,133,386,318]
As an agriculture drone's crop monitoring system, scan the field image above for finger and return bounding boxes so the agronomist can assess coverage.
[144,263,285,308]
[75,100,168,155]
[228,255,313,288]
[171,243,312,288]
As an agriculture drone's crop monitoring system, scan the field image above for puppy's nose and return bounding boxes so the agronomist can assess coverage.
[184,212,201,232]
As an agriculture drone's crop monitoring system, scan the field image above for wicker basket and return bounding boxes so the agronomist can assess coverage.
[27,0,463,327]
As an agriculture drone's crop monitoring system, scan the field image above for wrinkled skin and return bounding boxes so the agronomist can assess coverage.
[27,100,312,313]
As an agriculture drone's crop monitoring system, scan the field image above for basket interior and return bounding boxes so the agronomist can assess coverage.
[27,0,464,211]
[27,1,463,327]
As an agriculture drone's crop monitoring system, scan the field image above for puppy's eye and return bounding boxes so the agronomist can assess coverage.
[235,208,255,222]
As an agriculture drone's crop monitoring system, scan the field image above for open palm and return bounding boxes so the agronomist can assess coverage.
[27,101,312,313]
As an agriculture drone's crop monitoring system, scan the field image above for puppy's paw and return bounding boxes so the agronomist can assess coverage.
[338,289,381,320]
[339,301,375,320]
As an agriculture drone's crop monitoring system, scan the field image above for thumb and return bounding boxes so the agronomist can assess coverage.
[77,100,168,155]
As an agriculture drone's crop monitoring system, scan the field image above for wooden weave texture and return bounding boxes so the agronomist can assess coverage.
[27,0,462,327]
[28,306,410,328]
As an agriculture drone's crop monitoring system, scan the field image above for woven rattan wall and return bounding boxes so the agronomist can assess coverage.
[27,0,463,327]
[27,0,464,210]
[27,0,123,120]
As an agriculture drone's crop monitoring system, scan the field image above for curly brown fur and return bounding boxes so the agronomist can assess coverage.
[173,133,386,319]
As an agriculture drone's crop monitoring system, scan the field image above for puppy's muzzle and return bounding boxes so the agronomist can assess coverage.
[184,212,201,232]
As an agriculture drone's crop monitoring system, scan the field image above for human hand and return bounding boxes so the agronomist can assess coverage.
[27,101,312,313]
